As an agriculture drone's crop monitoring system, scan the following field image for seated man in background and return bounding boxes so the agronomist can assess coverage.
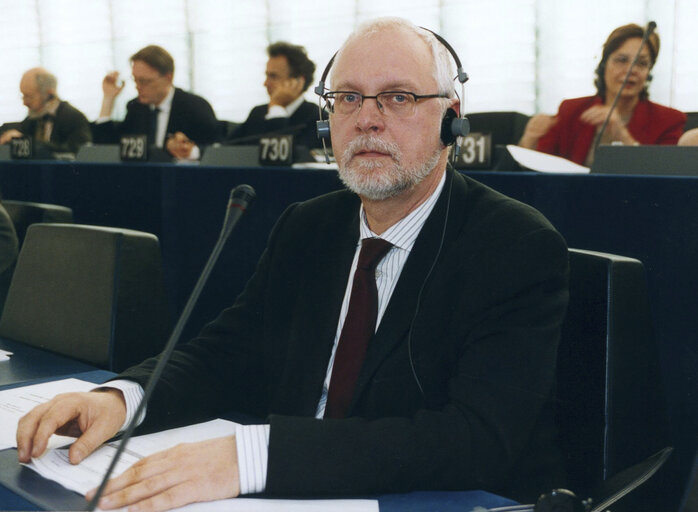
[18,17,569,511]
[91,45,219,160]
[227,42,323,150]
[0,68,91,155]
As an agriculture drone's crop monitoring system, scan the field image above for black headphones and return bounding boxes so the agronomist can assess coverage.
[314,27,470,159]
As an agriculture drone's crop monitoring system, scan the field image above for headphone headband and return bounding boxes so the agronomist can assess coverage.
[314,26,470,162]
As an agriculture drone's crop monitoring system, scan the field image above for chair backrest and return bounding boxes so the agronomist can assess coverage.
[557,249,667,496]
[2,200,74,247]
[0,223,171,371]
[466,111,530,145]
[217,119,241,140]
[0,202,19,315]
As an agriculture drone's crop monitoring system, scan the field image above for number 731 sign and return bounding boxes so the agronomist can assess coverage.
[453,132,492,169]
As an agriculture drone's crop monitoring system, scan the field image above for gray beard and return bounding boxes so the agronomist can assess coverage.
[337,135,442,200]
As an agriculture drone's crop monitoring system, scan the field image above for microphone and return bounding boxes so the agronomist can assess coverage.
[87,184,256,511]
[593,21,657,152]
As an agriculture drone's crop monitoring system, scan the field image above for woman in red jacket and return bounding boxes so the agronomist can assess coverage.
[519,23,686,166]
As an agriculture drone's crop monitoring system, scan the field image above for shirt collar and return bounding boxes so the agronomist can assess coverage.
[154,86,175,113]
[285,94,305,116]
[359,170,447,251]
[27,97,60,119]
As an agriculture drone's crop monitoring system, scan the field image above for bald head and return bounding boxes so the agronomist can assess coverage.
[20,67,57,114]
[330,17,456,98]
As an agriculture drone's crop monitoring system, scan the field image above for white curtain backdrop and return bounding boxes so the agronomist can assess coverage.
[0,0,695,125]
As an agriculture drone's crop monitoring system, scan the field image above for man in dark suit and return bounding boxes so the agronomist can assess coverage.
[0,68,91,155]
[17,18,569,511]
[91,45,218,160]
[227,42,322,150]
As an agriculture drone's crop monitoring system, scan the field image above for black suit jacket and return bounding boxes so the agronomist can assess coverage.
[228,100,322,149]
[121,169,569,502]
[18,100,92,154]
[91,87,218,146]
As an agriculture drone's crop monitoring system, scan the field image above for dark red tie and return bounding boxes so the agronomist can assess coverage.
[325,237,393,419]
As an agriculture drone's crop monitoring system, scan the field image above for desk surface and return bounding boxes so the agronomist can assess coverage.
[0,337,97,388]
[0,354,518,511]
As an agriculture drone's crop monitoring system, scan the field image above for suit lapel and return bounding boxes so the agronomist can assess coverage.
[351,169,469,407]
[165,87,181,135]
[627,100,650,143]
[280,195,361,415]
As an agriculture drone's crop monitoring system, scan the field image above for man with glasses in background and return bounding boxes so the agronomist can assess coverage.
[18,17,569,511]
[91,45,219,160]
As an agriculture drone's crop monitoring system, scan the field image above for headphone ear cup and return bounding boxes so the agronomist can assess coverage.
[440,109,458,146]
[316,119,330,141]
[440,108,469,146]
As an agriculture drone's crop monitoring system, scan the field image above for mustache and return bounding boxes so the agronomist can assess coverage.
[343,135,401,161]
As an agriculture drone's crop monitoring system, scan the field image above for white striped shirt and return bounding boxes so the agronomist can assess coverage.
[114,171,447,495]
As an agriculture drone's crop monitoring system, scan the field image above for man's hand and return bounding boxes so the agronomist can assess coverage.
[166,132,196,159]
[269,77,305,108]
[85,435,240,512]
[99,71,126,118]
[102,71,126,100]
[16,390,126,464]
[0,129,24,145]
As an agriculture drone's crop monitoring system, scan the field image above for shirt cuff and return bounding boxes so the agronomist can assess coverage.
[187,144,201,160]
[265,105,289,120]
[94,379,146,432]
[235,424,270,495]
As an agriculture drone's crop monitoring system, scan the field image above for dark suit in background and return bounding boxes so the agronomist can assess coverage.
[120,168,569,502]
[17,100,92,154]
[91,87,219,147]
[228,100,322,149]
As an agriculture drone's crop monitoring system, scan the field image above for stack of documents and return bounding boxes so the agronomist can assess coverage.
[506,145,590,174]
[26,418,378,511]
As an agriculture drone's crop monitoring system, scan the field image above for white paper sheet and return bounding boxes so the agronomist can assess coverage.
[506,144,590,174]
[0,377,97,450]
[26,418,378,512]
[0,348,12,361]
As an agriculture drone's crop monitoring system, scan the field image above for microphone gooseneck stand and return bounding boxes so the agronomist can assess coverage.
[592,21,657,153]
[87,184,256,511]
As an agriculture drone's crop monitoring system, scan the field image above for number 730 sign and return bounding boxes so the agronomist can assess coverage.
[259,135,294,166]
